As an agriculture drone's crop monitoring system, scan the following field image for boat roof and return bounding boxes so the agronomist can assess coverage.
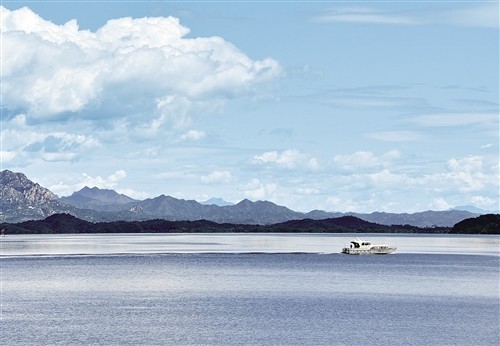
[352,238,368,242]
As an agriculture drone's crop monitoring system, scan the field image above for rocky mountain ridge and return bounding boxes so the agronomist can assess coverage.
[1,169,57,203]
[0,170,72,222]
[0,169,484,226]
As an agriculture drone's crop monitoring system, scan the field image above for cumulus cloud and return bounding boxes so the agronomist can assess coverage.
[339,155,497,195]
[253,151,279,164]
[322,154,499,212]
[79,170,127,189]
[437,156,493,193]
[1,151,17,163]
[1,127,100,164]
[201,170,232,184]
[24,133,100,152]
[108,170,127,183]
[181,130,207,141]
[470,195,497,208]
[252,149,319,170]
[41,152,78,162]
[49,170,128,197]
[1,6,281,131]
[431,198,452,211]
[242,178,277,200]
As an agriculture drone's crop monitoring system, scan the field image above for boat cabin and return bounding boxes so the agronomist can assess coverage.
[349,239,371,248]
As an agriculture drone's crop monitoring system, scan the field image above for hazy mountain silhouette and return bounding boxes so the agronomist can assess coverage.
[1,169,482,227]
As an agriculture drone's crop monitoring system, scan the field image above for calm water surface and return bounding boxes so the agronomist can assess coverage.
[1,234,499,345]
[1,233,499,256]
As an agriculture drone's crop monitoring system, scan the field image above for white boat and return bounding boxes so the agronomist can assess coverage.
[341,238,396,255]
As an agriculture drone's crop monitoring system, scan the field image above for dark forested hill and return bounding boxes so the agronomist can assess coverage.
[263,216,446,233]
[450,214,500,234]
[1,213,450,234]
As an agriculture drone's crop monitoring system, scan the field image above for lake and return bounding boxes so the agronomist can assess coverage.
[1,234,499,345]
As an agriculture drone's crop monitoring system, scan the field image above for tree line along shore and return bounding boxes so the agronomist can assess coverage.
[1,213,498,235]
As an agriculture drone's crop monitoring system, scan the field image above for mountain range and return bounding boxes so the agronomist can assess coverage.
[0,169,491,227]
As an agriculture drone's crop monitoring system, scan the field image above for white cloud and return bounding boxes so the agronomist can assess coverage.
[344,155,498,195]
[1,6,281,131]
[253,151,279,164]
[48,170,128,197]
[1,151,17,163]
[41,152,78,162]
[242,178,277,200]
[312,153,499,213]
[470,196,497,209]
[431,198,452,211]
[276,150,303,168]
[315,4,499,28]
[446,156,483,173]
[332,150,400,172]
[252,149,319,169]
[79,170,128,190]
[368,169,407,187]
[433,156,493,193]
[108,170,127,183]
[316,7,420,25]
[201,170,232,184]
[1,127,101,164]
[181,130,207,141]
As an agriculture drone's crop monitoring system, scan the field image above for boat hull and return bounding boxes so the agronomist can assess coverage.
[341,247,396,255]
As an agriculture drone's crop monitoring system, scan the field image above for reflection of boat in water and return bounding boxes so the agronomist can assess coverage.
[342,238,396,255]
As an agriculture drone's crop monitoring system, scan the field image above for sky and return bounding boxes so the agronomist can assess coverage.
[1,0,499,213]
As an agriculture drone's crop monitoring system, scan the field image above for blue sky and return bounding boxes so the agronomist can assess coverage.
[1,0,499,213]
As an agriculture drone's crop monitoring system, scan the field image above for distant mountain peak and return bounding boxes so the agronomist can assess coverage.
[76,186,128,196]
[451,205,495,214]
[200,197,234,207]
[80,186,101,193]
[59,186,137,210]
[236,198,254,206]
